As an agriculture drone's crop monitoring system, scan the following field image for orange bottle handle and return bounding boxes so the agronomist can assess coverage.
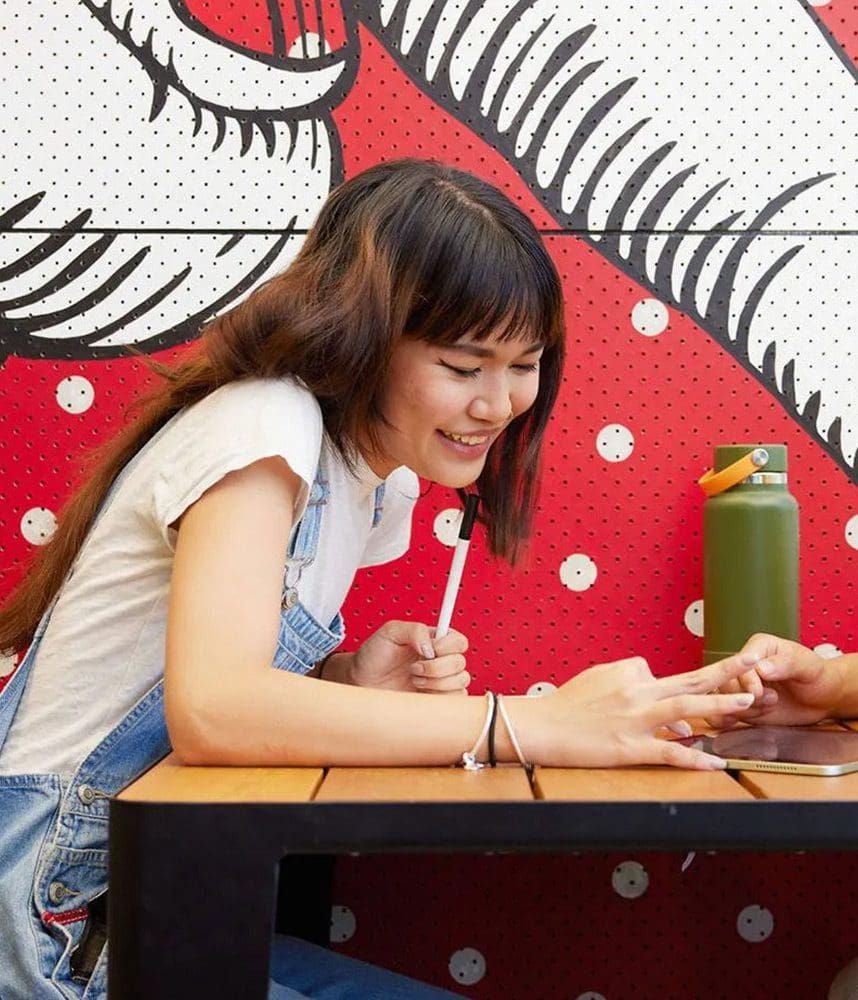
[698,448,769,497]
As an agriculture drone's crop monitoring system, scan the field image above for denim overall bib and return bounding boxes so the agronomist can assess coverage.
[0,448,385,1000]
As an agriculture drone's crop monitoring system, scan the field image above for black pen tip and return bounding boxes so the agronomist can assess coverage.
[459,494,480,539]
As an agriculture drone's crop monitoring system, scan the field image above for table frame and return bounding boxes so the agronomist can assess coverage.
[109,791,858,998]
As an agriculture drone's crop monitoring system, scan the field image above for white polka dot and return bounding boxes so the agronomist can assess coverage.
[55,376,94,414]
[526,681,557,697]
[575,993,607,1000]
[611,860,648,899]
[736,904,774,942]
[814,642,842,660]
[20,507,57,546]
[448,947,486,986]
[559,554,598,592]
[596,424,634,463]
[684,599,704,638]
[433,508,463,547]
[329,905,356,943]
[631,298,669,337]
[1,651,17,677]
[829,957,858,1000]
[845,515,858,550]
[288,32,329,56]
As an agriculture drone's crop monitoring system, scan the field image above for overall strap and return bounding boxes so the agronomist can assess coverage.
[287,462,330,563]
[280,450,329,609]
[281,449,388,594]
[288,448,388,561]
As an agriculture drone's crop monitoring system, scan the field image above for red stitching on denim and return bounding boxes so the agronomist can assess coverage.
[43,906,89,926]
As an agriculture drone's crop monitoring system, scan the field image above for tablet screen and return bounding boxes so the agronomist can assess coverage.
[680,726,858,766]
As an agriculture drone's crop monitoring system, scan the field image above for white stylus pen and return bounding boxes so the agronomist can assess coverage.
[435,494,480,640]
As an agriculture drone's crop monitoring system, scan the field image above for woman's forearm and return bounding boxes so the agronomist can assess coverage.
[166,665,529,767]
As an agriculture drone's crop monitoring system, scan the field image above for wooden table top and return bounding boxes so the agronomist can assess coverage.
[119,730,858,805]
[113,724,858,854]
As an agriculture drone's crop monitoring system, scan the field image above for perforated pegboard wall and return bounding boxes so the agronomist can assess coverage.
[2,2,857,998]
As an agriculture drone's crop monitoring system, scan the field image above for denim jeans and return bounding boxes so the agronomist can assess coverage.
[269,936,467,999]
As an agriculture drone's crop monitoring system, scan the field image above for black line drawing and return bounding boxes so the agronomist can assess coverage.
[1,0,359,357]
[352,0,858,483]
[1,1,856,483]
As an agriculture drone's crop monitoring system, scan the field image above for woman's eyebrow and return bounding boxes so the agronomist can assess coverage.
[445,342,544,359]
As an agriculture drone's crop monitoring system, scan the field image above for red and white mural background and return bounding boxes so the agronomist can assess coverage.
[2,2,857,997]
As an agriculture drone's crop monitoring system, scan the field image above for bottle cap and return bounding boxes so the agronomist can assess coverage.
[714,444,787,473]
[698,445,789,496]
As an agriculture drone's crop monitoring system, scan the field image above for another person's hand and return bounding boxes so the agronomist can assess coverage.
[705,634,845,728]
[348,620,470,693]
[518,654,759,769]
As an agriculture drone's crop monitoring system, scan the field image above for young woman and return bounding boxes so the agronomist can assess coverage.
[0,159,757,999]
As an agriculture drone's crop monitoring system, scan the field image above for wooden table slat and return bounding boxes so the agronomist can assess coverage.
[117,753,324,802]
[534,767,755,801]
[316,765,533,801]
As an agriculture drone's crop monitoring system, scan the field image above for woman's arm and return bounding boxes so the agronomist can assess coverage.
[164,457,758,768]
[164,457,499,765]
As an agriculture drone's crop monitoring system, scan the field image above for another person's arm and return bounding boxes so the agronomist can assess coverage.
[163,457,760,769]
[709,634,858,727]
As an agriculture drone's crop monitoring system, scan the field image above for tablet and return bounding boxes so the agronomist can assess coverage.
[675,726,858,776]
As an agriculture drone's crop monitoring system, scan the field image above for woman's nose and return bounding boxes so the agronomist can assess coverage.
[469,380,512,425]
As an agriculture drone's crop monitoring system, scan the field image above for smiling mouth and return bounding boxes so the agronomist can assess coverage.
[439,430,492,446]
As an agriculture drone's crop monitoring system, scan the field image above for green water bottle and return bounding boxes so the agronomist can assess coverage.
[699,444,799,666]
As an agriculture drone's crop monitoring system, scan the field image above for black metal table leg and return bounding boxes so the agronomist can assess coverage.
[275,855,335,946]
[109,802,279,999]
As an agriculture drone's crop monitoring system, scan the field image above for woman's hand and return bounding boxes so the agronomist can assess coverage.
[518,654,760,770]
[704,634,845,728]
[346,620,470,694]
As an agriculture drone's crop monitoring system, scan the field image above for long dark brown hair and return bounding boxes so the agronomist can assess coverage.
[1,159,565,653]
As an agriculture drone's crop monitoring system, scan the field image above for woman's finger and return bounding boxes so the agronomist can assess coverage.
[430,628,469,657]
[663,719,693,737]
[704,687,779,729]
[716,678,742,696]
[379,620,437,661]
[413,670,470,693]
[650,691,755,728]
[652,653,766,700]
[413,653,466,680]
[639,737,727,771]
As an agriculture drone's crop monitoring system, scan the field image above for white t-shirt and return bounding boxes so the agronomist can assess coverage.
[0,378,418,777]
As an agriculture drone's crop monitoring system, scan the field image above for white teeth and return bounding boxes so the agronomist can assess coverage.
[442,431,488,445]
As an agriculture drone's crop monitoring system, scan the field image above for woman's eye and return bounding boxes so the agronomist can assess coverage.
[440,361,480,378]
[513,363,539,373]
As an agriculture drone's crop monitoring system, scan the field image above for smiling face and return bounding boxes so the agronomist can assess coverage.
[363,334,544,487]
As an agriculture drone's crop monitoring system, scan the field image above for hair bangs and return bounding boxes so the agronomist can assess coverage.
[403,214,557,349]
